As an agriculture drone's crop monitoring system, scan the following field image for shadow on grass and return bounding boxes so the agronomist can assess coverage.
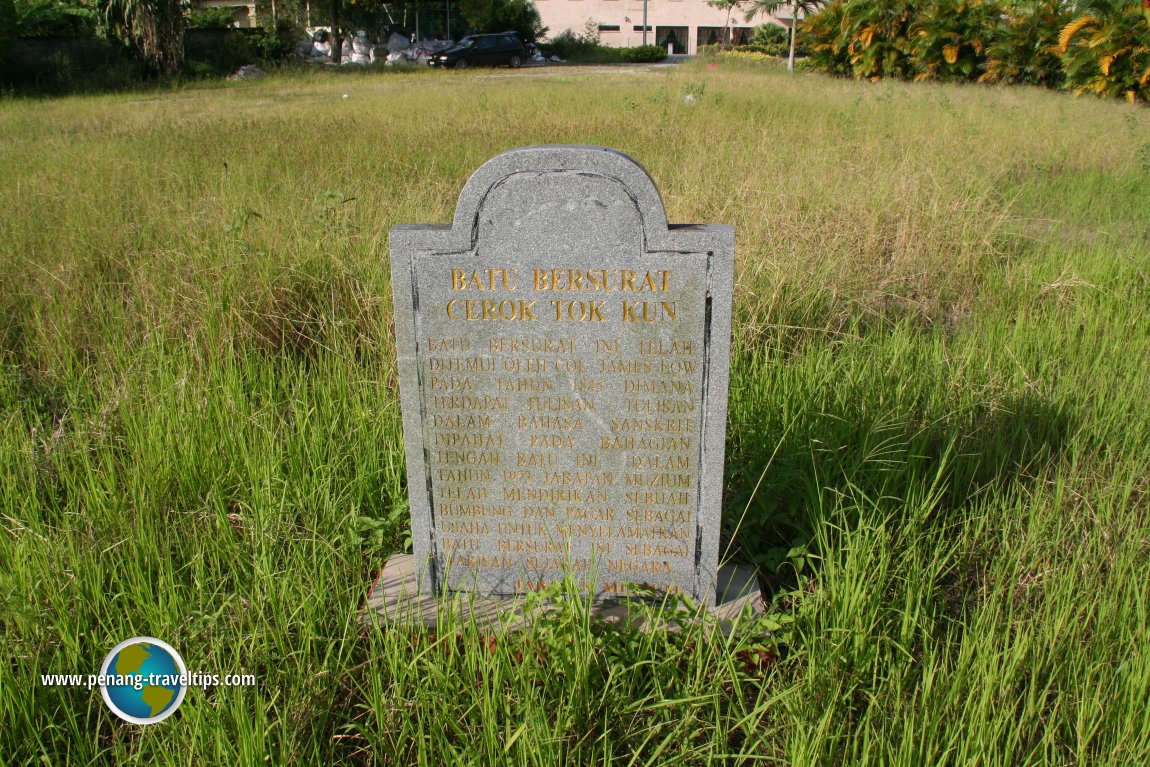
[722,346,1074,599]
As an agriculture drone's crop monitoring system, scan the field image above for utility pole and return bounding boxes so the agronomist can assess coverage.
[642,0,648,45]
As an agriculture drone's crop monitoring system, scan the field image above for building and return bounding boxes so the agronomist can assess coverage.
[535,0,793,55]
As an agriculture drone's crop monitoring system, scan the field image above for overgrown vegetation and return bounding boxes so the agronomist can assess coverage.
[803,0,1150,103]
[1,64,1148,764]
[750,22,812,57]
[1,0,304,93]
[698,28,813,60]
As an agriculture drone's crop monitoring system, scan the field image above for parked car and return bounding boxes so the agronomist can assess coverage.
[428,33,528,69]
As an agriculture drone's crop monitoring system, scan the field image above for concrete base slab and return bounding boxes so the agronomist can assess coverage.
[361,554,765,633]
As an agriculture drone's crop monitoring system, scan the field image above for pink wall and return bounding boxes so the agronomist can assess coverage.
[536,0,787,54]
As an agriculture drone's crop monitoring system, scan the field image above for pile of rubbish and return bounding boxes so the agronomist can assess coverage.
[228,65,267,80]
[297,29,556,67]
[381,32,455,65]
[298,29,454,66]
[299,29,376,64]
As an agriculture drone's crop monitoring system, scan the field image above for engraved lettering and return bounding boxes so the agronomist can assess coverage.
[450,268,517,291]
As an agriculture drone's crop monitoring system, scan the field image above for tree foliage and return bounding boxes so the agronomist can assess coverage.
[803,0,850,75]
[908,0,998,82]
[1059,0,1150,102]
[803,0,917,80]
[457,0,545,42]
[800,0,1150,102]
[0,0,15,82]
[102,0,184,75]
[980,0,1071,86]
[15,0,100,36]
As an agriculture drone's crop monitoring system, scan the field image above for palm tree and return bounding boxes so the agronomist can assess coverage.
[744,0,823,71]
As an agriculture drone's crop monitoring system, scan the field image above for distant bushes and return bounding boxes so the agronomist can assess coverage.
[3,37,146,93]
[539,28,603,61]
[620,45,667,63]
[540,25,666,63]
[182,29,256,78]
[186,7,237,31]
[3,20,301,94]
[749,23,812,57]
[183,26,297,78]
[13,0,97,37]
[801,0,1150,103]
[706,48,783,65]
[698,43,798,57]
[0,0,305,94]
[695,24,812,60]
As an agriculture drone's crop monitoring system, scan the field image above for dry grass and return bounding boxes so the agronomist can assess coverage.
[1,61,1148,765]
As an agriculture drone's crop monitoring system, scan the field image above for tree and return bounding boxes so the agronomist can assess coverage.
[458,0,545,41]
[16,0,100,36]
[102,0,184,75]
[744,0,823,71]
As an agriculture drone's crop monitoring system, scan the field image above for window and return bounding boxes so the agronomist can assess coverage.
[598,24,620,31]
[633,24,652,31]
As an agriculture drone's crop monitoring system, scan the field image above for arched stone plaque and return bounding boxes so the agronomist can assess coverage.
[389,145,733,605]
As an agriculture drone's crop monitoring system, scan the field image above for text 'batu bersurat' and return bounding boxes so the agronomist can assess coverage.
[444,268,679,323]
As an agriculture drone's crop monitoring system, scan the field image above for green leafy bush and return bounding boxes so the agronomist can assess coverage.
[620,44,666,62]
[804,0,852,75]
[699,43,781,56]
[5,37,145,93]
[183,28,252,77]
[907,0,998,82]
[15,0,98,37]
[247,22,300,62]
[0,0,15,83]
[540,25,602,60]
[980,0,1069,86]
[1059,0,1150,103]
[799,0,1150,102]
[187,7,235,30]
[750,23,790,56]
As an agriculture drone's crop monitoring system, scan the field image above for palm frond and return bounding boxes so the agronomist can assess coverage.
[1058,16,1096,53]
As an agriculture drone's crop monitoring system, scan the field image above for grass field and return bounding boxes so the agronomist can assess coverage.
[1,61,1148,765]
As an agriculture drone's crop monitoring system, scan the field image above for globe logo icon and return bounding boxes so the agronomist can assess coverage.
[99,638,187,724]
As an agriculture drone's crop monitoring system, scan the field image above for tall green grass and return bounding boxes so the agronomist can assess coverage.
[1,63,1148,764]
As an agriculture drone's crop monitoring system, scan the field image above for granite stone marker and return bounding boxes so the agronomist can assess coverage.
[390,145,733,606]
